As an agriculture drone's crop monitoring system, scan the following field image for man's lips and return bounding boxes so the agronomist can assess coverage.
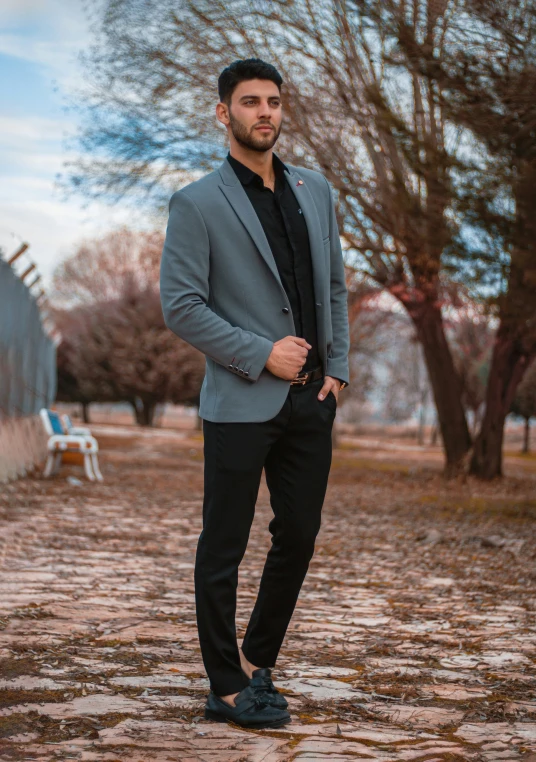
[255,125,273,132]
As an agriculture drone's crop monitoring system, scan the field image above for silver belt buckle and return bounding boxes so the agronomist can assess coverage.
[291,370,309,386]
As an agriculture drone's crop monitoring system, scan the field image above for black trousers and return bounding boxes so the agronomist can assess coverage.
[194,376,336,696]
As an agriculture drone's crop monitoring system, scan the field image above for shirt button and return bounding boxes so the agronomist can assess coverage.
[282,307,289,314]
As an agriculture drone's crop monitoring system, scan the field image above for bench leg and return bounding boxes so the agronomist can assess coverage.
[83,453,96,481]
[52,452,63,475]
[43,453,55,478]
[91,453,103,482]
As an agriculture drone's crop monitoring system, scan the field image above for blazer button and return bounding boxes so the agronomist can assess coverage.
[282,307,289,313]
[244,371,249,377]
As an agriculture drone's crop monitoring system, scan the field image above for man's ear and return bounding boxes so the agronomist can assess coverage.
[216,101,230,127]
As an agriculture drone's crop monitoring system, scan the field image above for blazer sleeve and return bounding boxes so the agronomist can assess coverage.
[160,189,274,382]
[323,176,350,386]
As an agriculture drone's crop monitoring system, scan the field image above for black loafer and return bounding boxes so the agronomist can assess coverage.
[204,684,291,728]
[248,667,289,709]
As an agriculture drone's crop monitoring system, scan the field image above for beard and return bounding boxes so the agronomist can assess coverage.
[228,109,281,152]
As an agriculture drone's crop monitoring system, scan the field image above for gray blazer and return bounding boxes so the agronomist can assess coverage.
[160,156,350,422]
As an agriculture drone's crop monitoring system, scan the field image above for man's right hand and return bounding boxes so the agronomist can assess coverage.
[265,336,311,380]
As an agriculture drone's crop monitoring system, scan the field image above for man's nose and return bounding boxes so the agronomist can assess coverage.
[257,101,272,118]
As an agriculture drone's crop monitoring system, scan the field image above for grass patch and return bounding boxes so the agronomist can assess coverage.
[505,449,536,460]
[417,494,536,519]
[0,688,83,709]
[9,603,55,620]
[0,657,41,680]
[29,710,136,743]
[0,712,34,739]
[331,457,411,475]
[95,436,139,451]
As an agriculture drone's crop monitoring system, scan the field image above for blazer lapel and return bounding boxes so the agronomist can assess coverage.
[218,159,286,294]
[218,158,327,363]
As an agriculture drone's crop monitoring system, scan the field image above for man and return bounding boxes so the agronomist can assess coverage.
[160,58,350,729]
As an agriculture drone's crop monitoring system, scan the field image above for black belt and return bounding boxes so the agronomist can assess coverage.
[289,366,323,386]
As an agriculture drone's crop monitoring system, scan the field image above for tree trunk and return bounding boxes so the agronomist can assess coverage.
[81,402,90,423]
[130,400,139,425]
[138,401,156,427]
[130,399,157,427]
[473,163,536,476]
[470,330,529,479]
[411,304,472,475]
[522,417,530,454]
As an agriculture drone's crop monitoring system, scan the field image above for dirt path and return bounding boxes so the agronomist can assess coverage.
[1,423,535,761]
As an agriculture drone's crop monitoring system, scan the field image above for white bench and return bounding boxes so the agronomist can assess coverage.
[39,409,103,482]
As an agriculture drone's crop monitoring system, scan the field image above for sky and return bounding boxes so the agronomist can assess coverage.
[0,0,147,288]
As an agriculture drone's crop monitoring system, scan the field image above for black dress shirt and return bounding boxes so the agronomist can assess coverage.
[227,151,321,373]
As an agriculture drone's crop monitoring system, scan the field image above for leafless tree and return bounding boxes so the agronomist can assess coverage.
[65,0,477,473]
[375,0,536,476]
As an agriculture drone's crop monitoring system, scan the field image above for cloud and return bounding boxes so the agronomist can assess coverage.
[0,0,162,290]
[0,193,158,286]
[1,175,54,193]
[0,1,92,93]
[0,115,79,187]
[0,33,86,82]
[0,114,75,144]
[0,0,50,20]
[0,0,90,32]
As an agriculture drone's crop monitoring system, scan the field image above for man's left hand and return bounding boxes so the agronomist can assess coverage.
[318,375,341,402]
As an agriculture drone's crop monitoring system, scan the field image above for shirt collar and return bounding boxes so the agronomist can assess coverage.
[226,151,288,188]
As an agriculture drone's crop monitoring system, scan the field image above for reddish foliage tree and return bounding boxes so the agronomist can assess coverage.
[53,229,205,426]
[52,227,163,307]
[56,287,205,426]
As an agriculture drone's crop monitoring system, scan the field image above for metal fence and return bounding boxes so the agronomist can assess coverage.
[0,257,56,480]
[0,258,56,418]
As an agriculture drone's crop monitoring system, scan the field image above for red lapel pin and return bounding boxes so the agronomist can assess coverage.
[296,179,303,186]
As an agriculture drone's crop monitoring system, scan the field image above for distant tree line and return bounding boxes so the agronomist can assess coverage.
[53,224,536,455]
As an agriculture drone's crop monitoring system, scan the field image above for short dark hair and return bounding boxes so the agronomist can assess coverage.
[218,58,283,104]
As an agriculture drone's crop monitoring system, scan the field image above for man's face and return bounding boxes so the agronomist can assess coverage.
[224,79,282,152]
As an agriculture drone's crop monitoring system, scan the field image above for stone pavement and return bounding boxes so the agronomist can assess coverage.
[0,423,535,761]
